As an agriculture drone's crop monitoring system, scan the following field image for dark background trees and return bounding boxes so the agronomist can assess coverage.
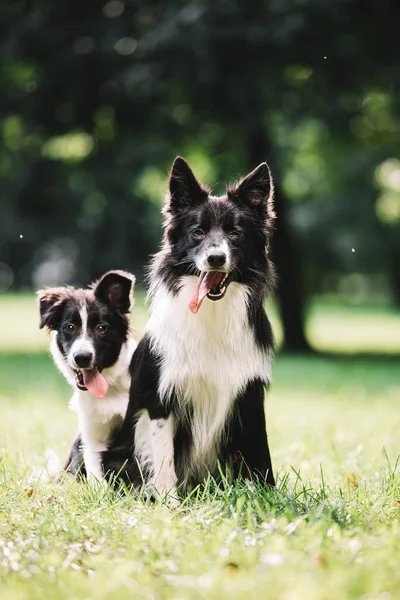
[1,0,399,350]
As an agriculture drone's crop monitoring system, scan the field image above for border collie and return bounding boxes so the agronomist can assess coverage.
[124,157,276,498]
[38,270,136,484]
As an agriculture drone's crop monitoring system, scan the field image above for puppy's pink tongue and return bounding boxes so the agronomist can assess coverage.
[189,272,225,314]
[82,368,108,399]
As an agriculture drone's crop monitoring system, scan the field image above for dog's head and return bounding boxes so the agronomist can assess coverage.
[37,270,135,397]
[160,157,275,313]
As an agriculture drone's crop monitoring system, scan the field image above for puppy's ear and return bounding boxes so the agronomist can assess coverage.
[37,288,68,330]
[94,270,135,314]
[227,162,275,226]
[167,157,209,211]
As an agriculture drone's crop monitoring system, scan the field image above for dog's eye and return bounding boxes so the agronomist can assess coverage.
[229,229,243,240]
[192,228,206,240]
[64,323,75,334]
[96,324,108,335]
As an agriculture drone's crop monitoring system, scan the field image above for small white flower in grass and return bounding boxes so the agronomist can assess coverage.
[348,539,362,553]
[165,560,178,573]
[244,535,256,547]
[285,521,299,535]
[20,234,23,239]
[198,575,212,588]
[261,553,284,566]
[127,516,138,528]
[327,528,333,537]
[261,521,275,534]
[29,565,41,574]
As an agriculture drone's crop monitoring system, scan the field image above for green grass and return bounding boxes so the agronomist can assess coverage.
[2,291,400,354]
[0,293,400,599]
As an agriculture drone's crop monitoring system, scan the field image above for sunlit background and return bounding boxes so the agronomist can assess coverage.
[1,0,400,354]
[1,3,400,598]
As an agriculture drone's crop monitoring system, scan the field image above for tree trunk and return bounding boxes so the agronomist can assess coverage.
[246,127,312,352]
[389,244,400,308]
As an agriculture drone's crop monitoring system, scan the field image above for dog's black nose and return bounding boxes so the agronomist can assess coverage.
[74,352,93,368]
[207,252,226,268]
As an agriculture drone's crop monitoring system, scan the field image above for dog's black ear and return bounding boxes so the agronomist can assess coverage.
[37,288,68,330]
[228,162,275,225]
[167,157,209,210]
[93,270,135,314]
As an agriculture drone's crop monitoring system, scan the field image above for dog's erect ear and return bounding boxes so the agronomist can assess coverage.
[37,288,68,330]
[227,162,275,224]
[94,270,135,314]
[167,157,209,210]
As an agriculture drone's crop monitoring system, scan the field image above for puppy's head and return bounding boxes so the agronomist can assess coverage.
[161,157,275,313]
[38,270,135,397]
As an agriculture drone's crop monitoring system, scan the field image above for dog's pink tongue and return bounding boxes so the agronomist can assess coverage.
[189,271,225,314]
[82,368,108,399]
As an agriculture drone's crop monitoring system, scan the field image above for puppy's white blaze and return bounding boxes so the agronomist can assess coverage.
[68,301,95,368]
[146,278,271,476]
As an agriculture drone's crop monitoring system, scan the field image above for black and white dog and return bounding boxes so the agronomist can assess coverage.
[122,157,276,498]
[38,270,136,483]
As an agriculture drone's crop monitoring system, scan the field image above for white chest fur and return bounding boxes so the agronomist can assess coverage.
[146,278,271,470]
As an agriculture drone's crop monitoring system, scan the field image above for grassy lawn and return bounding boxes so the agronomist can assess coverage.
[0,293,400,599]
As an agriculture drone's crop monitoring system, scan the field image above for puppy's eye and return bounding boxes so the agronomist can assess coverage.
[64,323,75,334]
[192,228,206,240]
[96,324,108,336]
[229,229,243,240]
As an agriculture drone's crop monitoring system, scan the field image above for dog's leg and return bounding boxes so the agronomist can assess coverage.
[149,415,178,498]
[230,379,275,486]
[83,446,105,485]
[60,433,86,481]
[135,410,179,502]
[135,410,178,502]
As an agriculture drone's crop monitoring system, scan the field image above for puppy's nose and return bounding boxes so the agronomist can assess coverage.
[74,352,93,368]
[207,252,226,268]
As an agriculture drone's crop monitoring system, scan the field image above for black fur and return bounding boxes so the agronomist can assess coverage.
[38,271,133,373]
[155,158,276,336]
[104,158,277,491]
[61,434,86,480]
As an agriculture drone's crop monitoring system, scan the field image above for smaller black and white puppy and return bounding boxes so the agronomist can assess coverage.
[38,270,136,483]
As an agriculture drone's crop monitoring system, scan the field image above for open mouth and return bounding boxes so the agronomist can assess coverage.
[206,273,231,300]
[189,271,232,314]
[73,367,109,399]
[74,369,87,391]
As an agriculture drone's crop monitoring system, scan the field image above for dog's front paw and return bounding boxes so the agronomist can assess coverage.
[145,480,180,508]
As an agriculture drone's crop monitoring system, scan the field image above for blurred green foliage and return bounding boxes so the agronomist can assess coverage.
[1,0,399,348]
